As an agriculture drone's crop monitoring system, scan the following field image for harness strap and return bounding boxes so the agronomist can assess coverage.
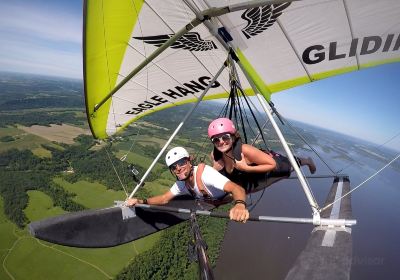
[186,164,233,206]
[195,163,211,198]
[196,164,234,206]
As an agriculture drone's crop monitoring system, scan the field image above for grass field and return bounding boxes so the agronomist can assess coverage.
[20,124,91,144]
[53,178,126,209]
[0,197,22,280]
[0,127,52,156]
[0,126,67,158]
[24,191,66,221]
[114,149,165,171]
[7,238,113,280]
[31,147,52,157]
[143,178,174,196]
[0,126,23,138]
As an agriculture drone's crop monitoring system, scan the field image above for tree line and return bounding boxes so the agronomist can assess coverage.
[0,135,151,227]
[115,209,229,280]
[0,111,86,128]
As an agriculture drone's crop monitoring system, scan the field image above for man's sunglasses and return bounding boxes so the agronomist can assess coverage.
[170,157,189,171]
[211,133,232,145]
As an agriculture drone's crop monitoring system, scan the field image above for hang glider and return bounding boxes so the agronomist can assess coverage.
[84,0,400,139]
[30,1,399,279]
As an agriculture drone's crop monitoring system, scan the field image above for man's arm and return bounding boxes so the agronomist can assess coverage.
[126,190,175,206]
[223,181,250,223]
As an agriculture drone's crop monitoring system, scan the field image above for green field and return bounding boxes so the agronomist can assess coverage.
[31,147,52,158]
[0,126,58,158]
[4,235,161,280]
[0,197,22,280]
[0,198,18,250]
[0,127,47,152]
[24,191,67,221]
[54,178,126,209]
[143,178,174,196]
[114,149,165,170]
[54,174,174,205]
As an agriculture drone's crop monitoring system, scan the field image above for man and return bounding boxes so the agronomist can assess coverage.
[126,147,250,223]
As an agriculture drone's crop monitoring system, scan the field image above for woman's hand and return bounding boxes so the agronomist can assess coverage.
[234,153,249,171]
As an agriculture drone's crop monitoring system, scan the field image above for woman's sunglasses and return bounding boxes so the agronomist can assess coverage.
[211,133,232,145]
[170,157,189,171]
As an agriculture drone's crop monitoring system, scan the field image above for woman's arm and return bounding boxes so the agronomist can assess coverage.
[234,144,276,173]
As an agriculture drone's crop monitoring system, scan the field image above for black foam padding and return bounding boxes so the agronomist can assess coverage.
[29,196,213,248]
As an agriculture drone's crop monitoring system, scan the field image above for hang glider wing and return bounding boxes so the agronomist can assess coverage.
[84,0,400,139]
[29,196,214,248]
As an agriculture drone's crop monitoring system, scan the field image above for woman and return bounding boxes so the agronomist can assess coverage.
[208,118,316,192]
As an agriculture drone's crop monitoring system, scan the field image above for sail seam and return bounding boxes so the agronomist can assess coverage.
[342,0,360,69]
[276,20,312,82]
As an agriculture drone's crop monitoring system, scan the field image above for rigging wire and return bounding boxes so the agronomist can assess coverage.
[230,60,262,139]
[193,69,235,163]
[225,57,269,146]
[119,124,142,162]
[232,61,321,205]
[251,119,271,146]
[105,144,129,197]
[286,137,319,205]
[273,109,337,175]
[320,153,400,213]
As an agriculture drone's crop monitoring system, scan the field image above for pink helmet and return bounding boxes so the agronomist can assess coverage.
[208,118,236,138]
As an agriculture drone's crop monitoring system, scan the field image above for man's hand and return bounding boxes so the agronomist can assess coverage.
[229,203,249,223]
[125,198,139,207]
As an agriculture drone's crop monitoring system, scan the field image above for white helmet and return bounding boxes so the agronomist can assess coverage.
[165,147,190,167]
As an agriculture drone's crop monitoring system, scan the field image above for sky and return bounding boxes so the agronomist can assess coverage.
[0,0,82,79]
[0,0,399,151]
[271,62,400,151]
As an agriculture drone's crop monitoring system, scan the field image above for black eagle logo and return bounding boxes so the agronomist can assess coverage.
[133,32,217,51]
[241,2,291,39]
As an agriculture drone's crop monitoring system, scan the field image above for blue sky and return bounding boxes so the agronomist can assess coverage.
[0,0,399,151]
[0,0,82,79]
[271,63,400,151]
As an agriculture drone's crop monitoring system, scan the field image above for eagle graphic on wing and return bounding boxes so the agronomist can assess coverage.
[133,32,217,51]
[241,2,291,39]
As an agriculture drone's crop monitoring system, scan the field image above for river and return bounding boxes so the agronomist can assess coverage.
[214,129,400,279]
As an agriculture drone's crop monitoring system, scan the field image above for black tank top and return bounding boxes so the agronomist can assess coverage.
[213,140,291,191]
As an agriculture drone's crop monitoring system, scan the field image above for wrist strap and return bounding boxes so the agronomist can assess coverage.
[234,199,246,207]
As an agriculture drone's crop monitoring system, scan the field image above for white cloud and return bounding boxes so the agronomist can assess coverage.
[0,33,82,79]
[0,2,81,44]
[0,1,82,78]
